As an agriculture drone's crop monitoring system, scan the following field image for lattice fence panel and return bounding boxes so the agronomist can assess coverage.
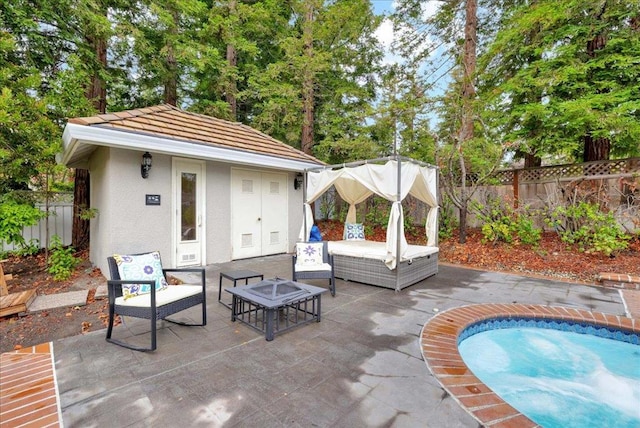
[491,158,639,185]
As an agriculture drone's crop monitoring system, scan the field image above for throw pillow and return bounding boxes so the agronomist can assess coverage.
[296,243,324,266]
[113,251,168,299]
[345,223,365,240]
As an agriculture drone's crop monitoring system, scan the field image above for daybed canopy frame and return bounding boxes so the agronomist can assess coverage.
[299,155,439,291]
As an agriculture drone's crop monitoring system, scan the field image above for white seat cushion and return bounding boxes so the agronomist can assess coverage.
[294,263,332,272]
[115,285,202,308]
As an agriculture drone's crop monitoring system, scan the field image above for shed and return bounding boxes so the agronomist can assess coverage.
[59,104,323,275]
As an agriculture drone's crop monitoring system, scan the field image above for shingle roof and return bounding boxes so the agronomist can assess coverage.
[68,104,321,164]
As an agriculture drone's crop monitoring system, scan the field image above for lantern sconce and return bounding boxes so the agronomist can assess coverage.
[294,173,303,190]
[141,152,152,179]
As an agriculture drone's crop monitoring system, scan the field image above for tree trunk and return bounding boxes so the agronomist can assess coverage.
[72,169,90,250]
[164,9,179,106]
[583,134,611,161]
[458,203,468,244]
[226,43,237,119]
[75,16,107,251]
[582,7,609,161]
[523,153,542,168]
[84,37,107,113]
[301,0,315,155]
[226,0,238,120]
[456,0,477,244]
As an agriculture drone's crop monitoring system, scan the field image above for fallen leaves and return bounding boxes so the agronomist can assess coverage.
[316,220,640,283]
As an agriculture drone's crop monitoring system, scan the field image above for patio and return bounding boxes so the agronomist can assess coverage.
[5,255,636,427]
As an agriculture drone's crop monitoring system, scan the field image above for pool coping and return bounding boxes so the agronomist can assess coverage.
[420,304,639,428]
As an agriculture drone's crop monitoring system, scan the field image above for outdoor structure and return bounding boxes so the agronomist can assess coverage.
[300,156,440,291]
[59,105,323,275]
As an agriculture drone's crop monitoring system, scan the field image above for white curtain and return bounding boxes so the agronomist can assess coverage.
[298,158,439,268]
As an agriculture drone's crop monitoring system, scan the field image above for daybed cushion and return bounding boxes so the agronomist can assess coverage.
[113,251,168,299]
[328,240,438,262]
[345,223,365,240]
[114,285,202,307]
[296,242,324,266]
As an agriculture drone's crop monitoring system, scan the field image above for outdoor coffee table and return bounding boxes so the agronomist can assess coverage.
[226,278,327,341]
[218,270,264,308]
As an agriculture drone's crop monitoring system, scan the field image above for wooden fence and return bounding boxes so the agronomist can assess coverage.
[464,157,640,231]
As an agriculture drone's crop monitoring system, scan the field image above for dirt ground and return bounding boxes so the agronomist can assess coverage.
[1,251,112,353]
[1,230,638,353]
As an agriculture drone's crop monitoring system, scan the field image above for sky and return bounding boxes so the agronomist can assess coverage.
[370,1,444,65]
[369,1,450,126]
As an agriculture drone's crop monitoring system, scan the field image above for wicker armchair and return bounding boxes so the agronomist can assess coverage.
[292,241,335,296]
[106,252,206,351]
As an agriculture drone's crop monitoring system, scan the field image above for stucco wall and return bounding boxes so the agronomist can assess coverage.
[89,148,305,276]
[90,147,173,275]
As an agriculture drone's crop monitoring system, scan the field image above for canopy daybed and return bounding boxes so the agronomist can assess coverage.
[299,156,439,291]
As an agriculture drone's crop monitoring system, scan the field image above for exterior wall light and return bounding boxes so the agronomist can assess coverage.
[294,173,304,190]
[141,152,152,179]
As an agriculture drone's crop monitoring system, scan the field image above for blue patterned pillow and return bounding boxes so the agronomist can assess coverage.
[113,251,168,300]
[345,223,365,240]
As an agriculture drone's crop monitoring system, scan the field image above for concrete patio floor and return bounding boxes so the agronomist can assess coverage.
[52,255,630,427]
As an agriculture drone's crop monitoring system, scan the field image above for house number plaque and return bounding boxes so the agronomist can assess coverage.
[145,194,161,205]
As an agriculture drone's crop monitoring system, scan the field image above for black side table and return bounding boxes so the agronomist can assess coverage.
[218,270,263,308]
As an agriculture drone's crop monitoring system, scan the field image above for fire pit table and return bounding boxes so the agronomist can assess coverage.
[226,278,327,341]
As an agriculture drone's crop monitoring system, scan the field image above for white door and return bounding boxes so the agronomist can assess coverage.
[231,169,288,259]
[174,160,205,266]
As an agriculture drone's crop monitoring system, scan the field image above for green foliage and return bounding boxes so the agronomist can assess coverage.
[47,236,79,282]
[14,239,41,257]
[77,206,99,221]
[545,202,629,256]
[473,195,542,246]
[438,196,458,240]
[0,198,46,249]
[365,197,390,229]
[478,0,640,161]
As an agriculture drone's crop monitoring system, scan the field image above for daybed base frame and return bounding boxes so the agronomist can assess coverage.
[333,251,438,290]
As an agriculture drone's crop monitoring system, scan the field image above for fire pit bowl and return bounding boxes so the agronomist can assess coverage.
[247,279,304,301]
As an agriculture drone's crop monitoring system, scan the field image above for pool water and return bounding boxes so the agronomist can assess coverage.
[458,327,640,428]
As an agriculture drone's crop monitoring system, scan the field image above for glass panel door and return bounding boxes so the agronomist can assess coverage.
[181,172,197,241]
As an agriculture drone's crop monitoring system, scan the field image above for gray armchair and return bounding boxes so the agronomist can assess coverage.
[106,252,206,351]
[292,241,335,296]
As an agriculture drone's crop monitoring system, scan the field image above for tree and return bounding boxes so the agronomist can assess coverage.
[479,0,640,163]
[248,0,382,155]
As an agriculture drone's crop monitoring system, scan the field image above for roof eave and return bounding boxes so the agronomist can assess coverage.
[60,123,322,171]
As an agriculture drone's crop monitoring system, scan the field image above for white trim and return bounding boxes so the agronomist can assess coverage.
[62,123,319,171]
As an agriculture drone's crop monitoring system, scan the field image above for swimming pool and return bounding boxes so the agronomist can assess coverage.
[458,322,640,428]
[420,304,640,427]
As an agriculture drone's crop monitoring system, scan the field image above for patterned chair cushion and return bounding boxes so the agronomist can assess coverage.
[113,251,168,300]
[296,243,324,266]
[345,223,365,240]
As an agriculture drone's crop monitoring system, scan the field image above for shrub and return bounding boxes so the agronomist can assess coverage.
[438,196,458,240]
[545,202,629,256]
[473,195,541,246]
[48,235,79,281]
[0,198,46,250]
